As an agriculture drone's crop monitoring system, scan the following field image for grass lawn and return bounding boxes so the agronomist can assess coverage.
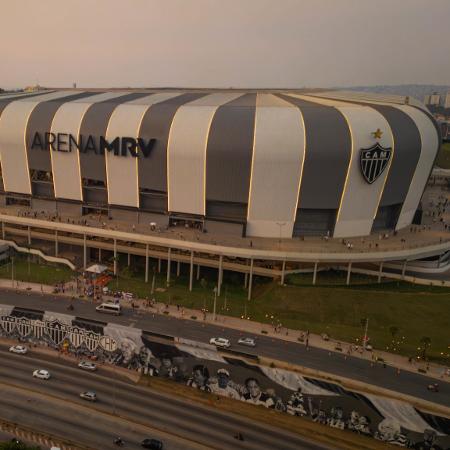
[435,142,450,169]
[110,266,450,363]
[0,257,74,285]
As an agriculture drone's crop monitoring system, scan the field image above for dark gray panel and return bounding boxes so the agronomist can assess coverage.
[369,105,421,206]
[372,203,402,232]
[205,93,256,204]
[278,94,352,210]
[0,91,55,117]
[293,209,337,236]
[79,93,150,182]
[26,92,98,172]
[206,200,247,222]
[138,93,207,194]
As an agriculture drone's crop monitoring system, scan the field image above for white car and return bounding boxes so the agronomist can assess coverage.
[33,369,50,380]
[209,337,231,348]
[237,337,256,347]
[78,361,97,371]
[9,345,28,354]
[80,391,97,402]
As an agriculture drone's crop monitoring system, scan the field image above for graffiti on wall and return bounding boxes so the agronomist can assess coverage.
[0,310,448,449]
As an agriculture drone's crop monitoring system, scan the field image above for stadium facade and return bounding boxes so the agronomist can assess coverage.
[0,89,440,239]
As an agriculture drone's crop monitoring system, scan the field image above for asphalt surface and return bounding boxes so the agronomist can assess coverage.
[0,347,327,450]
[1,289,449,408]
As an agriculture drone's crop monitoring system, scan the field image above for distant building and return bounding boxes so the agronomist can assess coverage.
[444,92,450,109]
[424,94,431,105]
[24,84,42,92]
[429,93,441,106]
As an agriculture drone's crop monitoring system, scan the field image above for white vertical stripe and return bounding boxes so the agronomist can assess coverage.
[0,91,80,195]
[167,93,242,215]
[333,106,394,237]
[105,93,180,208]
[246,94,305,238]
[50,92,129,201]
[395,106,439,230]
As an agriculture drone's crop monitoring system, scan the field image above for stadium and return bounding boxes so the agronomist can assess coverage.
[0,89,445,293]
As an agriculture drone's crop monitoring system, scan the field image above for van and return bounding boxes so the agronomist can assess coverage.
[95,303,121,316]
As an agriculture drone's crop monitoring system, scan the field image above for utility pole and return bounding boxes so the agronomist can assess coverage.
[151,268,156,295]
[212,286,217,321]
[363,318,369,350]
[11,256,14,288]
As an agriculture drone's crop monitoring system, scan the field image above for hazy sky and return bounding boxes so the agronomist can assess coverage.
[1,0,449,89]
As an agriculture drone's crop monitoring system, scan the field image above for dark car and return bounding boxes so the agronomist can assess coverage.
[427,383,439,392]
[141,438,163,449]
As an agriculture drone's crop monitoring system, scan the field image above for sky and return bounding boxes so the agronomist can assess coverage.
[1,0,449,89]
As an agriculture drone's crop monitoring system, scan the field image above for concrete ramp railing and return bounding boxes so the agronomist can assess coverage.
[334,265,450,288]
[0,239,76,271]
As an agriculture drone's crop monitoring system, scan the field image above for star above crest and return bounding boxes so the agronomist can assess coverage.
[372,128,383,139]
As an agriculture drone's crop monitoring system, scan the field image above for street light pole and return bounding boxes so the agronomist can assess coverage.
[213,286,217,321]
[363,318,369,350]
[151,268,156,295]
[11,256,14,288]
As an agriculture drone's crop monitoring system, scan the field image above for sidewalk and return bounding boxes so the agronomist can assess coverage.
[1,278,449,382]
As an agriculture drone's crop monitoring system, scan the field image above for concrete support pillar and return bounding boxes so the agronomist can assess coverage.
[280,260,286,285]
[378,261,384,283]
[196,264,200,281]
[113,239,117,276]
[346,262,352,286]
[189,251,194,292]
[166,248,171,286]
[127,253,131,267]
[27,226,31,246]
[145,244,149,283]
[248,258,254,301]
[158,258,161,273]
[176,260,180,277]
[55,230,58,257]
[83,234,87,270]
[1,222,4,240]
[244,272,248,289]
[402,260,407,279]
[312,262,318,285]
[98,248,102,262]
[218,255,223,296]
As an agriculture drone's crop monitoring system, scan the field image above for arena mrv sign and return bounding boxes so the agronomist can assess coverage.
[31,131,156,157]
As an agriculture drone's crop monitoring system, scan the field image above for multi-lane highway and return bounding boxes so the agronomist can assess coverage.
[0,290,449,408]
[0,346,328,450]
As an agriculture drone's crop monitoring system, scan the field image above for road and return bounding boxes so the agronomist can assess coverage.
[0,347,327,450]
[1,289,449,408]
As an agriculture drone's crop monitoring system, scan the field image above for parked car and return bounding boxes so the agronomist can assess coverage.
[9,345,28,354]
[80,391,97,402]
[78,361,97,371]
[141,438,163,449]
[209,337,231,348]
[32,369,50,380]
[237,337,256,347]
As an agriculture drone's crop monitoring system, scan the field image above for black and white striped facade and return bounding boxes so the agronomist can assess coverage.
[0,89,440,238]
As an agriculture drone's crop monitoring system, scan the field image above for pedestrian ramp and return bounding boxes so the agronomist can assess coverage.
[0,238,76,270]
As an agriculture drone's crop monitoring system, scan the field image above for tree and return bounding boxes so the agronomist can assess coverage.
[419,336,431,360]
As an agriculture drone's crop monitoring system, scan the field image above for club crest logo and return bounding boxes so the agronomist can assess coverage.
[359,143,392,184]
